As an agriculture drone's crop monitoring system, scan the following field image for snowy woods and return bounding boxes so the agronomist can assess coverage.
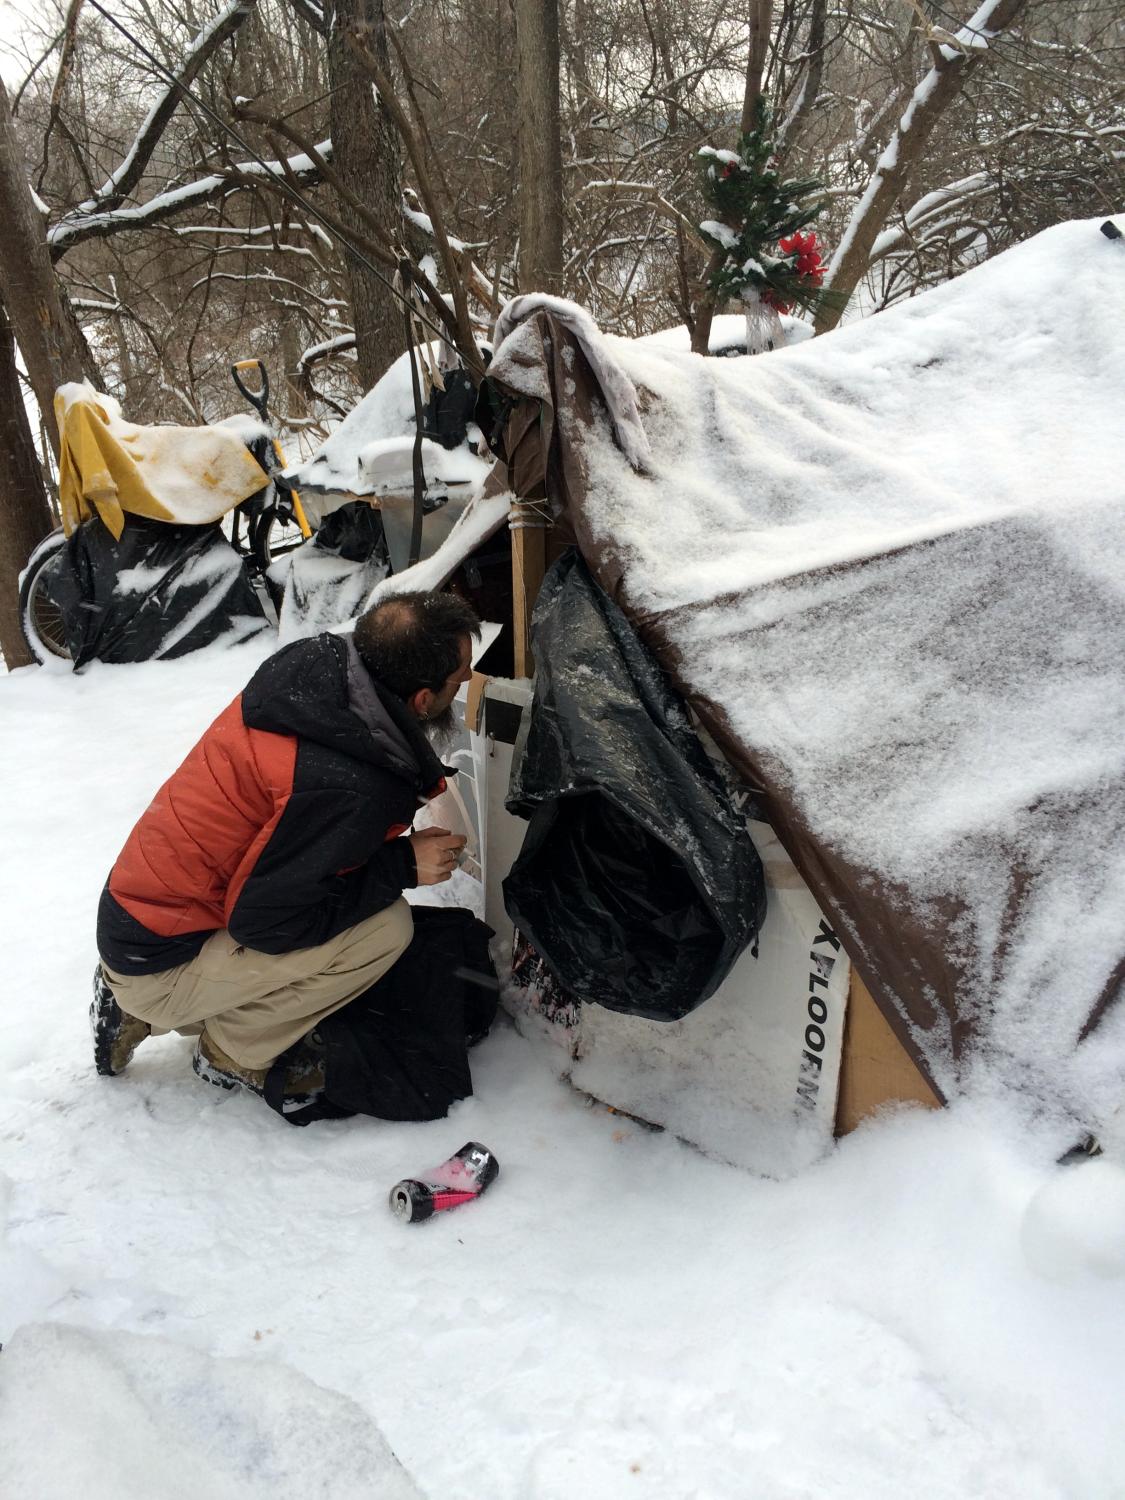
[2,0,1120,408]
[0,0,1121,661]
[2,4,1125,1489]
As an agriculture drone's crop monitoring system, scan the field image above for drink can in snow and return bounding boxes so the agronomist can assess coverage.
[389,1141,500,1222]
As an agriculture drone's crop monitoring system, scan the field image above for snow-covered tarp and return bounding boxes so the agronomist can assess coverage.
[393,217,1125,1139]
[44,515,271,669]
[285,346,490,517]
[580,217,1125,1131]
[54,384,269,539]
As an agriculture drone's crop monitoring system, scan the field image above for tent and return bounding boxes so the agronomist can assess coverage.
[372,218,1125,1172]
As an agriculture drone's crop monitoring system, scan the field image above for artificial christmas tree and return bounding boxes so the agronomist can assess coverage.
[698,102,829,353]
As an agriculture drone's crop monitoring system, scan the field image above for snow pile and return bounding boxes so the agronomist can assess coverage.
[1021,1157,1125,1282]
[286,345,489,507]
[2,642,1125,1496]
[567,217,1125,1125]
[0,1323,423,1500]
[640,310,814,354]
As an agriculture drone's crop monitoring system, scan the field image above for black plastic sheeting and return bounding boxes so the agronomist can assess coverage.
[312,499,387,562]
[503,550,766,1021]
[265,906,498,1126]
[421,367,479,450]
[44,515,269,670]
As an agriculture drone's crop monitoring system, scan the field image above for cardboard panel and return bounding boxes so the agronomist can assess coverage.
[570,820,848,1176]
[835,970,942,1135]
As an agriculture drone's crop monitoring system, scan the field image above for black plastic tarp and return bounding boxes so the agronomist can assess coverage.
[276,502,389,639]
[265,906,498,1126]
[503,550,766,1021]
[45,516,270,669]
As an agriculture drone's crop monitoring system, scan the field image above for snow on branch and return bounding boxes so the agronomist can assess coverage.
[283,0,327,34]
[48,140,332,254]
[297,332,356,378]
[815,0,1028,332]
[170,219,334,250]
[168,223,334,262]
[402,194,498,313]
[186,268,347,313]
[402,201,466,254]
[70,298,123,315]
[902,0,992,63]
[68,0,259,225]
[870,172,993,260]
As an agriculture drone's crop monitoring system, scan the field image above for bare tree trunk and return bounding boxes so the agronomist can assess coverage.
[741,0,776,133]
[279,319,309,422]
[328,0,403,389]
[0,78,100,457]
[776,0,828,161]
[514,0,564,293]
[691,0,774,353]
[815,0,1028,333]
[0,297,55,669]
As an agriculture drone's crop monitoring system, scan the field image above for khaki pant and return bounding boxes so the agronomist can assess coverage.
[102,898,413,1069]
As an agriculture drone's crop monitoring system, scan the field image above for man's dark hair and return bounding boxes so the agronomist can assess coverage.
[353,591,481,699]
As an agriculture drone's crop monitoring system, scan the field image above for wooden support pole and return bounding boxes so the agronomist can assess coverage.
[510,501,549,677]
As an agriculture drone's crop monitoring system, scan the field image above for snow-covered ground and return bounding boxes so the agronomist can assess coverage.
[2,638,1125,1498]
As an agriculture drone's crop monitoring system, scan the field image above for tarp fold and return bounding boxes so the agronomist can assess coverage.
[503,550,765,1021]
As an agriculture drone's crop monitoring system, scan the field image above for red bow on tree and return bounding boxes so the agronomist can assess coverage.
[778,230,824,281]
[763,230,825,312]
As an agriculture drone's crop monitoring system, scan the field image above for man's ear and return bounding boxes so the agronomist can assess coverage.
[408,687,435,721]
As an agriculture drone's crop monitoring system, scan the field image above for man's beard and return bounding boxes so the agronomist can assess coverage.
[424,703,458,754]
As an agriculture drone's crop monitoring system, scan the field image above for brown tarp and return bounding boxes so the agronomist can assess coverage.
[478,309,1125,1109]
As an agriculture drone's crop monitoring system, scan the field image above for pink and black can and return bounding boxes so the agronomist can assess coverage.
[389,1141,500,1222]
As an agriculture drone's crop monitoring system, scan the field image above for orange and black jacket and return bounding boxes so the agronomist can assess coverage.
[97,633,449,976]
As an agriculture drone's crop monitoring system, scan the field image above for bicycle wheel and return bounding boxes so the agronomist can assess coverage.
[250,504,308,609]
[18,530,72,664]
[252,504,308,572]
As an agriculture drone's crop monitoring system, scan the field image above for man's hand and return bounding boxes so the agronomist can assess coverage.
[408,826,468,885]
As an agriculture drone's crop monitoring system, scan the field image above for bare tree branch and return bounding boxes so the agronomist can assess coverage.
[345,24,483,378]
[816,0,1030,333]
[49,139,331,255]
[66,0,260,221]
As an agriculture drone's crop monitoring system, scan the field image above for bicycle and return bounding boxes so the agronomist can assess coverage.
[18,361,312,665]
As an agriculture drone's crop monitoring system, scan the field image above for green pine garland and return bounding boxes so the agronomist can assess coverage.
[698,100,827,315]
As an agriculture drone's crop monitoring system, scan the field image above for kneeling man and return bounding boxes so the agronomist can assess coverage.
[93,590,479,1108]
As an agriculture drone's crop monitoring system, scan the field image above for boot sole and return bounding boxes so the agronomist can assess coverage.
[91,1009,117,1077]
[90,979,149,1078]
[192,1048,325,1113]
[90,975,118,1077]
[192,1050,253,1094]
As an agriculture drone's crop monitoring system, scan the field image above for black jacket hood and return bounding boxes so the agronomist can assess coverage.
[241,633,449,793]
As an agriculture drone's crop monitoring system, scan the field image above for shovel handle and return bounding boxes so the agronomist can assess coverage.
[231,359,270,420]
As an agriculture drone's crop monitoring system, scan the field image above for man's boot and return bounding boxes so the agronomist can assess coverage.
[91,963,152,1076]
[193,1031,325,1107]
